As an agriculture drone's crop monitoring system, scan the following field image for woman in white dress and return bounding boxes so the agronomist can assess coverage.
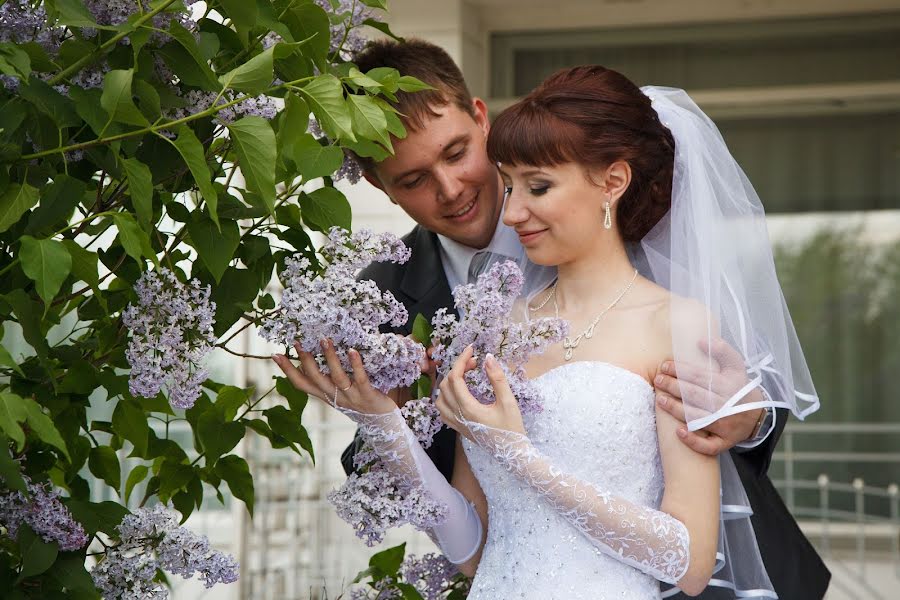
[280,65,818,598]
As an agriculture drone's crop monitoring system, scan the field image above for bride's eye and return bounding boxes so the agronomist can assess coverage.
[530,185,549,196]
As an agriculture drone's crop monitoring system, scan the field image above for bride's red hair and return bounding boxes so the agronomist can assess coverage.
[487,65,675,241]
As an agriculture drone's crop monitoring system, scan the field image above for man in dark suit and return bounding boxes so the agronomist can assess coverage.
[335,38,830,599]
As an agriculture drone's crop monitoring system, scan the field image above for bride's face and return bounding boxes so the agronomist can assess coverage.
[499,162,608,266]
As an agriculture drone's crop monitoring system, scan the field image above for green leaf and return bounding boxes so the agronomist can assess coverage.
[345,67,382,90]
[411,313,433,345]
[112,213,156,266]
[166,125,218,227]
[219,0,258,32]
[187,214,239,283]
[300,74,355,142]
[348,93,392,151]
[45,0,100,28]
[214,386,251,421]
[264,404,314,459]
[293,134,344,181]
[158,460,194,499]
[0,343,24,377]
[274,377,309,414]
[219,46,274,95]
[88,446,121,492]
[2,290,49,359]
[18,76,80,127]
[17,525,58,581]
[124,464,149,503]
[45,553,98,595]
[284,3,330,69]
[364,67,400,93]
[25,174,87,236]
[0,396,27,452]
[100,69,149,127]
[161,20,220,91]
[62,240,104,308]
[0,432,26,492]
[359,0,388,9]
[397,75,435,93]
[122,157,154,230]
[112,399,150,458]
[369,542,406,574]
[65,500,129,537]
[0,43,31,80]
[300,187,351,232]
[19,235,72,309]
[20,396,70,459]
[0,183,39,233]
[227,116,276,214]
[198,412,244,465]
[216,455,254,515]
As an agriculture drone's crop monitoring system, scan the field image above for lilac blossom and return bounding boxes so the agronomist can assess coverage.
[82,0,197,42]
[348,552,465,600]
[432,261,568,414]
[0,1,64,53]
[165,89,280,125]
[0,478,89,551]
[123,268,217,410]
[259,227,424,395]
[91,505,239,599]
[315,0,374,59]
[327,467,447,547]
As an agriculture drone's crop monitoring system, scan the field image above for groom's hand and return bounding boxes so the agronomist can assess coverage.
[654,337,764,456]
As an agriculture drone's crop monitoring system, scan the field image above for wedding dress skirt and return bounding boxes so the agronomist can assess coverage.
[463,361,665,600]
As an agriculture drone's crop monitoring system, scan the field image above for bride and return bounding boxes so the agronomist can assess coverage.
[278,65,818,599]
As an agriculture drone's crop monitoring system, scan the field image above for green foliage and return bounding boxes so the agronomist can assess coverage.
[0,1,430,596]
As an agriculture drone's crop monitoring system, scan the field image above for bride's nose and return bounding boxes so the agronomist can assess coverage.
[502,186,529,226]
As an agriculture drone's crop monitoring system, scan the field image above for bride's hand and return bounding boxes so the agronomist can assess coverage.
[436,344,527,442]
[272,339,397,415]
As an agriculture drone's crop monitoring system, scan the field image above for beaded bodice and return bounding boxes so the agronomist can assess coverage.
[462,361,665,599]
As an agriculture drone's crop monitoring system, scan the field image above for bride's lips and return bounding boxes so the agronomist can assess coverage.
[517,228,548,245]
[445,195,479,223]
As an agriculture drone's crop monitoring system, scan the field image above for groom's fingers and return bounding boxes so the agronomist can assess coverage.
[676,427,727,456]
[655,390,686,424]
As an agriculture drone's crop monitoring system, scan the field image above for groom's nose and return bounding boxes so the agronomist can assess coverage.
[433,166,464,203]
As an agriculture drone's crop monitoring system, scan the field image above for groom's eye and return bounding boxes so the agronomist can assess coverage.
[503,185,513,198]
[447,147,466,162]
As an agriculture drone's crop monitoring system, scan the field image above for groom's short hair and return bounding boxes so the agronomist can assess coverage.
[350,38,475,171]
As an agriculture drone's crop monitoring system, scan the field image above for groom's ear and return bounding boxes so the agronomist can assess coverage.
[603,161,632,205]
[364,170,398,205]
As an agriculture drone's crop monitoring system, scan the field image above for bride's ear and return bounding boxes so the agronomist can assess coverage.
[600,161,632,205]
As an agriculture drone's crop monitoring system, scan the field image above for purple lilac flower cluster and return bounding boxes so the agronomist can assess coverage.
[91,505,239,599]
[0,1,63,52]
[348,552,465,600]
[123,268,217,410]
[328,468,447,548]
[432,261,568,415]
[163,89,280,125]
[0,478,89,551]
[83,0,197,41]
[328,397,444,547]
[259,227,425,394]
[315,0,374,58]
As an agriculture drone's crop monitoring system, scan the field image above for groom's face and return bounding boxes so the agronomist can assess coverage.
[365,99,502,250]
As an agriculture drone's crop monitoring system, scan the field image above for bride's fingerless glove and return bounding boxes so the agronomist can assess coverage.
[466,420,690,584]
[341,407,483,564]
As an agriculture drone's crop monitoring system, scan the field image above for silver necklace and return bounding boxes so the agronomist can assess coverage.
[555,269,639,361]
[527,285,557,314]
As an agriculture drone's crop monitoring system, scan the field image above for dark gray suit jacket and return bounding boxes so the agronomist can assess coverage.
[340,225,830,600]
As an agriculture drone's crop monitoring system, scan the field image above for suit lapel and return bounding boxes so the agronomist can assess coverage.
[399,227,455,328]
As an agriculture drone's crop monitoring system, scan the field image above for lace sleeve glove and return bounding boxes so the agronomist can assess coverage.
[340,406,483,564]
[466,419,690,584]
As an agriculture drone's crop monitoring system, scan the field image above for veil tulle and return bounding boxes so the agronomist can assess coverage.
[475,85,822,598]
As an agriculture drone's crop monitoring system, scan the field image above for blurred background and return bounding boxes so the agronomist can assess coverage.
[147,0,900,598]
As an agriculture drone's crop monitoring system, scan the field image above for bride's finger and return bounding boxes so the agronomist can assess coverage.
[320,338,353,390]
[296,344,332,392]
[347,348,374,390]
[272,354,318,396]
[449,344,476,378]
[483,354,515,405]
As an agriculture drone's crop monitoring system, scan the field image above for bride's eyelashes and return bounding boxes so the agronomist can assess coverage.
[529,185,550,196]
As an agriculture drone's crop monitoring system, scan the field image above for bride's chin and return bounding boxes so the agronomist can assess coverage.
[524,248,561,267]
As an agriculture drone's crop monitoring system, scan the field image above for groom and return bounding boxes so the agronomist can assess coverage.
[339,38,830,599]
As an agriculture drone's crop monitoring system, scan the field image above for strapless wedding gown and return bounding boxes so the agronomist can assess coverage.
[462,361,665,600]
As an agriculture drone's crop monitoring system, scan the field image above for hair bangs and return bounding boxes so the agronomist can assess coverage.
[487,101,585,168]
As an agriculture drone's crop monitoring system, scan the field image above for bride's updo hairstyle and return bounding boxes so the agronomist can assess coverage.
[487,65,675,241]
